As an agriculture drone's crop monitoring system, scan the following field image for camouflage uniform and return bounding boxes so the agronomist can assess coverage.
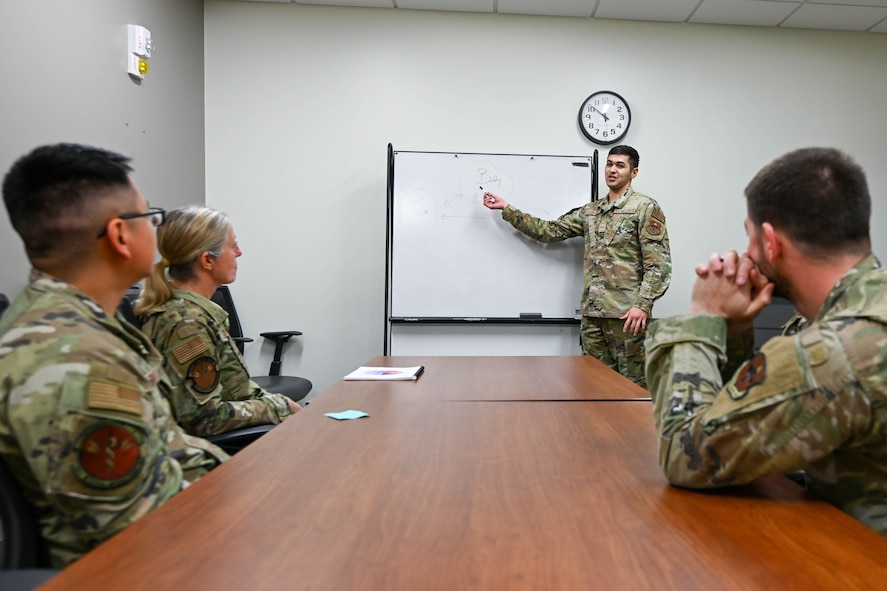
[502,187,671,384]
[139,288,293,438]
[0,271,227,567]
[645,254,887,536]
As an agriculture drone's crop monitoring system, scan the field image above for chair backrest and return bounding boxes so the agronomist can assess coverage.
[0,457,43,569]
[753,296,797,350]
[117,286,142,328]
[210,286,248,354]
[209,286,311,402]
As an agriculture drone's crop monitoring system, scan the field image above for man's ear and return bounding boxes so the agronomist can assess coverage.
[103,219,134,260]
[761,222,782,263]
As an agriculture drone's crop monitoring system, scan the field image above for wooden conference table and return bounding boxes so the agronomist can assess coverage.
[336,355,652,401]
[40,356,887,590]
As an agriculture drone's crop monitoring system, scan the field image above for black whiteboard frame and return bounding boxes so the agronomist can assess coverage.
[390,317,579,324]
[383,145,598,354]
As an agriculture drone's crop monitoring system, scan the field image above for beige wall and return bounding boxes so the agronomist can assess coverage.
[205,2,887,396]
[0,0,206,297]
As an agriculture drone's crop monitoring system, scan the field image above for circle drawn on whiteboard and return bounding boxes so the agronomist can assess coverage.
[397,188,438,228]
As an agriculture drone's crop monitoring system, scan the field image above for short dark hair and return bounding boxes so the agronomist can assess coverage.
[745,147,870,257]
[608,145,639,170]
[2,143,134,260]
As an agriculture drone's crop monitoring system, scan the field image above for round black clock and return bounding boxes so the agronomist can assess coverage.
[578,91,631,145]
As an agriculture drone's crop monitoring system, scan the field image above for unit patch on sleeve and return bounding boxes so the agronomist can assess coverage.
[73,421,144,489]
[188,356,220,394]
[642,206,666,240]
[731,352,767,399]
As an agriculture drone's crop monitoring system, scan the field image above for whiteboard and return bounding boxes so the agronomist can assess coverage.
[388,150,595,319]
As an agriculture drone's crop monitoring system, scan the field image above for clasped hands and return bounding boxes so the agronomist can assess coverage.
[691,250,775,335]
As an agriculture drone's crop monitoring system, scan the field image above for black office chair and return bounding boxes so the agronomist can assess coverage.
[0,458,43,569]
[210,285,312,403]
[751,297,809,489]
[0,457,58,589]
[2,294,57,586]
[753,296,798,350]
[117,285,142,328]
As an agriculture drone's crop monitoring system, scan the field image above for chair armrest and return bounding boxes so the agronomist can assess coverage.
[0,570,61,589]
[205,424,275,455]
[259,331,303,342]
[258,331,304,376]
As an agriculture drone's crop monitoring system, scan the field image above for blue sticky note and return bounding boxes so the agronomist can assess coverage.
[324,409,369,421]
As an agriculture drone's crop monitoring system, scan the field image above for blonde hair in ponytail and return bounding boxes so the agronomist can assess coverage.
[134,206,230,315]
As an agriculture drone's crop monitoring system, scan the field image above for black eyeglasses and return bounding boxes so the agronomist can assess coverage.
[97,207,166,238]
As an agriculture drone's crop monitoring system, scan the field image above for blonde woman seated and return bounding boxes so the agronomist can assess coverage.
[135,206,300,437]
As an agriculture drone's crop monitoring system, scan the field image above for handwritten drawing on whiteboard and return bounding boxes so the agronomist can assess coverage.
[390,152,593,319]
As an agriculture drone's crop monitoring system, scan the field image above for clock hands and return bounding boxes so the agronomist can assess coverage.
[590,105,610,122]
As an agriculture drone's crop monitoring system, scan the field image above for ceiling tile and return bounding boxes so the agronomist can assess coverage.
[691,0,800,27]
[499,0,596,18]
[237,0,887,33]
[294,0,392,7]
[782,3,887,31]
[397,0,494,13]
[595,0,699,23]
[812,0,887,6]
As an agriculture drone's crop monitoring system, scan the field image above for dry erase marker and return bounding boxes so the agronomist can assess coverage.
[480,186,494,202]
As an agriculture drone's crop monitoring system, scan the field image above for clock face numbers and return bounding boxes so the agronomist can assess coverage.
[578,91,631,145]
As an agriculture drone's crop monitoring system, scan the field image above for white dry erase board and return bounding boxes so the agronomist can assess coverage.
[387,147,597,321]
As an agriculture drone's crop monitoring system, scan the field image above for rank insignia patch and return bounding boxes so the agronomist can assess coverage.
[188,356,220,393]
[732,352,767,399]
[73,422,144,489]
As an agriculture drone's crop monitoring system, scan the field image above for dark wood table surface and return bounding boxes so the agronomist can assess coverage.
[336,355,651,401]
[39,357,887,590]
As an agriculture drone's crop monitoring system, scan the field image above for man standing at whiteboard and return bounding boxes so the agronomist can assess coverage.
[483,145,671,387]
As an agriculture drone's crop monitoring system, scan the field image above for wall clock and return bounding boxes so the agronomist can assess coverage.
[578,91,631,145]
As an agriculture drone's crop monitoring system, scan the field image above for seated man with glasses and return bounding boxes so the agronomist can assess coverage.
[0,143,228,567]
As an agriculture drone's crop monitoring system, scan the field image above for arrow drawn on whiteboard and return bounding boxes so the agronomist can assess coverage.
[443,193,465,207]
